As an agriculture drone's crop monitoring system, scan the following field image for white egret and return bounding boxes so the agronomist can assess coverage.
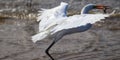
[32,2,114,60]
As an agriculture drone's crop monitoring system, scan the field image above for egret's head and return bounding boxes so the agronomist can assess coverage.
[93,4,110,10]
[81,4,110,14]
[94,4,110,13]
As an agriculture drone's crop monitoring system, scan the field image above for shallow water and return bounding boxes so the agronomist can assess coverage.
[0,15,119,60]
[0,0,120,60]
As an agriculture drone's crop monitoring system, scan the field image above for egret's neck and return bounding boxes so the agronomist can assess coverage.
[81,6,93,14]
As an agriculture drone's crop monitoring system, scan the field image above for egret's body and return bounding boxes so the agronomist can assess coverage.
[32,2,114,60]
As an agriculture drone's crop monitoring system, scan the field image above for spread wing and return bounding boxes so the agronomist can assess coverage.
[51,14,110,34]
[38,2,68,32]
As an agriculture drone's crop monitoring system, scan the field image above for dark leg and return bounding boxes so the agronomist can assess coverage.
[45,40,56,60]
[45,31,65,60]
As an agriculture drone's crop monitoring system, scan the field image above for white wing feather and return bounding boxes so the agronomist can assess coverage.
[32,2,68,42]
[51,14,110,34]
[38,2,68,32]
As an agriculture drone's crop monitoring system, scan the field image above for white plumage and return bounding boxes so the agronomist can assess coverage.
[32,2,68,43]
[31,2,115,60]
[32,2,114,43]
[38,2,68,32]
[50,14,109,34]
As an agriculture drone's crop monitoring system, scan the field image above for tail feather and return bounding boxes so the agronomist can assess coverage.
[31,31,49,43]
